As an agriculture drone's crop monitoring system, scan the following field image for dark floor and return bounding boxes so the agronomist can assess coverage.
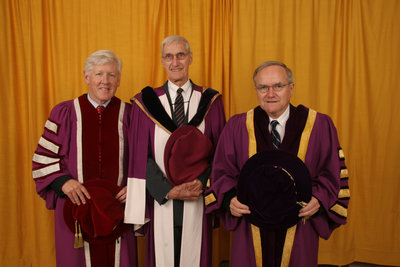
[320,263,397,267]
[219,261,395,267]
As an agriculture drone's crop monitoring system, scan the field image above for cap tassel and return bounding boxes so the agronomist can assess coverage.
[297,201,310,224]
[74,220,84,248]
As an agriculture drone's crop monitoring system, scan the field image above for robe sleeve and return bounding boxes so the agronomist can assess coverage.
[205,114,248,231]
[306,113,350,239]
[146,157,173,205]
[32,101,75,210]
[124,99,148,225]
[121,102,132,187]
[204,95,226,147]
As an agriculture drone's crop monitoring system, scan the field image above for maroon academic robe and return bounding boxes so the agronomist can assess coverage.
[32,95,137,267]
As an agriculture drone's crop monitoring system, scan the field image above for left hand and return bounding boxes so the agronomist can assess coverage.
[299,196,320,218]
[115,186,127,203]
[167,179,203,201]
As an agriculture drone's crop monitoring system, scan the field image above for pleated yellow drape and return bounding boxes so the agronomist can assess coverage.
[1,0,399,266]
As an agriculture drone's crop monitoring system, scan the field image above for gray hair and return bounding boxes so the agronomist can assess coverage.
[161,35,191,55]
[84,50,122,76]
[253,61,294,85]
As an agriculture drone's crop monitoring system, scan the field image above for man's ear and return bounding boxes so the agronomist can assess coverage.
[189,52,193,65]
[83,71,89,85]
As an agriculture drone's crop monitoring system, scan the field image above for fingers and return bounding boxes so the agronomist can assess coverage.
[116,187,127,203]
[179,189,202,200]
[61,179,91,205]
[167,182,203,201]
[186,179,203,191]
[298,196,320,218]
[230,197,251,217]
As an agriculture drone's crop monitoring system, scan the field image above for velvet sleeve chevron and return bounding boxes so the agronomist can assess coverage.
[32,100,75,210]
[330,148,349,219]
[306,112,350,239]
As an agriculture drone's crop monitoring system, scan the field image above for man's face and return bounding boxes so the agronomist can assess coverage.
[161,41,193,87]
[84,61,120,105]
[254,65,294,119]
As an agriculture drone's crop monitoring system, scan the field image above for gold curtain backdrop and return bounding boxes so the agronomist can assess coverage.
[1,0,399,266]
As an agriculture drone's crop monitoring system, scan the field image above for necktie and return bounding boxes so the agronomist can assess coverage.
[97,105,104,121]
[96,105,105,173]
[174,88,184,127]
[270,120,281,149]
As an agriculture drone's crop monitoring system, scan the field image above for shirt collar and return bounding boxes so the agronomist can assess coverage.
[87,94,111,108]
[168,79,192,100]
[269,105,290,127]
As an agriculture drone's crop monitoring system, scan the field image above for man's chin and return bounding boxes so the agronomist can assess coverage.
[262,107,279,117]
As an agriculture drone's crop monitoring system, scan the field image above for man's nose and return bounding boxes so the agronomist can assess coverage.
[171,56,179,65]
[266,88,275,96]
[101,74,109,83]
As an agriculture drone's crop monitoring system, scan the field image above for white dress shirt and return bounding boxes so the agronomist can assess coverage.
[268,105,290,141]
[167,79,192,115]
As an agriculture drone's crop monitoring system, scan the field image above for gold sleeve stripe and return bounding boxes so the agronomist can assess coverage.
[32,153,60,165]
[45,120,58,134]
[204,193,216,206]
[330,204,348,218]
[38,137,60,154]
[339,149,345,159]
[340,169,348,178]
[338,188,350,198]
[206,179,210,188]
[32,162,60,179]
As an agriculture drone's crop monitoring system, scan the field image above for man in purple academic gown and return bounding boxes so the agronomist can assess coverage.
[205,61,350,267]
[124,35,226,267]
[32,50,137,267]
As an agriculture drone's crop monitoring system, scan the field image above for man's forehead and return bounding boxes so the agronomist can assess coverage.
[92,62,117,69]
[163,41,187,53]
[257,66,286,81]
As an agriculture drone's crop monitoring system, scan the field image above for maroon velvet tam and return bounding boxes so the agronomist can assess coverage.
[164,125,213,186]
[63,179,130,245]
[237,150,312,230]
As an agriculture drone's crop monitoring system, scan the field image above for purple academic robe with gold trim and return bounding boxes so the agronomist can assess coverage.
[205,105,349,267]
[124,82,226,267]
[32,95,137,267]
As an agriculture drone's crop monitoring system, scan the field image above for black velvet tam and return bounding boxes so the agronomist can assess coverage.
[237,150,312,230]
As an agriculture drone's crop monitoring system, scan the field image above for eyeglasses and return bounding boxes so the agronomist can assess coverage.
[162,52,188,62]
[255,83,291,93]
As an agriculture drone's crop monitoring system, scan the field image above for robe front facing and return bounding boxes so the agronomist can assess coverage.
[33,95,137,267]
[205,105,349,267]
[125,82,226,267]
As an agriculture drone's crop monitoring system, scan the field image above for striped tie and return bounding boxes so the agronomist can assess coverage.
[270,120,281,149]
[174,88,184,127]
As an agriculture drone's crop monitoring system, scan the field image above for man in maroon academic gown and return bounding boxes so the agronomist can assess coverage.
[32,50,137,267]
[205,61,350,267]
[124,35,226,267]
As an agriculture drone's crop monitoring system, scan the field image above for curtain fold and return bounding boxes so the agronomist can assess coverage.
[1,0,399,266]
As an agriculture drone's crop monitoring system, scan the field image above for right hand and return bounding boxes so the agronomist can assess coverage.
[61,179,91,205]
[167,179,203,201]
[230,196,251,217]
